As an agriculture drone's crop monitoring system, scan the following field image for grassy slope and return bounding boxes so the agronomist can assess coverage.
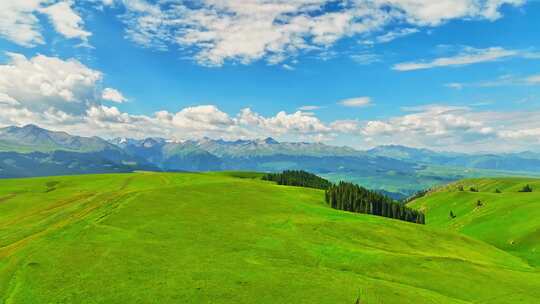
[0,173,538,303]
[409,178,540,267]
[322,166,540,196]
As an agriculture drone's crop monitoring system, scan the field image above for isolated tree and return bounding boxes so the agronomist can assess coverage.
[470,187,478,192]
[476,200,483,207]
[458,185,464,191]
[495,188,502,193]
[520,184,533,193]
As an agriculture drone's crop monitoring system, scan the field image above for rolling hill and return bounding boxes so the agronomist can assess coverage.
[408,178,540,267]
[1,172,539,303]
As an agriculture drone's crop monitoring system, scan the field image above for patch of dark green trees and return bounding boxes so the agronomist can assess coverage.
[262,170,332,190]
[264,170,425,225]
[325,182,425,224]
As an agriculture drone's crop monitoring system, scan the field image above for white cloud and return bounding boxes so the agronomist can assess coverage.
[356,104,540,151]
[350,53,382,65]
[526,74,540,84]
[0,93,19,105]
[102,88,127,103]
[298,105,322,111]
[0,1,90,47]
[446,73,540,89]
[171,105,234,131]
[115,0,524,66]
[40,1,91,42]
[445,83,464,90]
[339,97,373,108]
[364,27,419,44]
[0,53,103,114]
[0,1,44,47]
[376,0,523,25]
[4,85,540,151]
[237,108,331,136]
[87,104,134,123]
[362,105,488,137]
[282,64,295,71]
[393,47,520,71]
[330,120,359,133]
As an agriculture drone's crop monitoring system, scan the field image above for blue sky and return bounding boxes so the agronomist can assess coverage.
[0,0,539,152]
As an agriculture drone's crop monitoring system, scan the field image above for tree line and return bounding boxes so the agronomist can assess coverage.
[263,170,425,224]
[262,170,332,190]
[325,182,425,224]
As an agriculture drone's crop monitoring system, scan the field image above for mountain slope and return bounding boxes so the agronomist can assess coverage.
[409,178,540,266]
[1,172,539,303]
[0,125,157,177]
[370,145,540,172]
[0,124,118,153]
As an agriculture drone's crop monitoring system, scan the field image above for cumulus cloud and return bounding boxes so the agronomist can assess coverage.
[0,57,536,151]
[0,1,90,47]
[115,0,524,66]
[362,105,489,137]
[237,108,331,136]
[339,97,373,107]
[0,53,103,114]
[393,47,520,71]
[358,105,540,151]
[102,88,127,103]
[0,59,355,144]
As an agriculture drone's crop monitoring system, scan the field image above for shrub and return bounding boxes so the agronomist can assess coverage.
[519,184,533,193]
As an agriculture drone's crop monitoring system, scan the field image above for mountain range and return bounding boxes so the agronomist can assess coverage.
[2,124,540,197]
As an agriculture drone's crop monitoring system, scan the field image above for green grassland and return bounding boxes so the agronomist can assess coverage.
[322,165,540,198]
[409,178,540,268]
[1,172,539,303]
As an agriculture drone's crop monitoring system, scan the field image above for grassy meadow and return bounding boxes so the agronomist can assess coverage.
[409,178,540,267]
[0,172,539,303]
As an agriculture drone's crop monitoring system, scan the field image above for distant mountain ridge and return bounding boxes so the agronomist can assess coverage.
[368,145,540,172]
[0,125,156,177]
[109,136,362,158]
[0,124,119,153]
[107,135,371,172]
[2,125,540,197]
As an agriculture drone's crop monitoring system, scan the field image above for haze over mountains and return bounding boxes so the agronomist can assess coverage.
[2,124,540,196]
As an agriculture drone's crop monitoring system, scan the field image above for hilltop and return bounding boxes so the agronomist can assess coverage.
[1,172,539,303]
[409,178,540,267]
